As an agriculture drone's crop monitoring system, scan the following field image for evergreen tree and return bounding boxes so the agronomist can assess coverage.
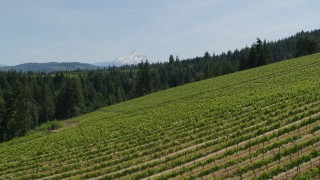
[169,55,175,64]
[38,84,54,123]
[136,60,152,96]
[0,89,5,142]
[151,70,161,91]
[262,40,271,64]
[175,56,180,62]
[4,81,36,139]
[256,38,265,66]
[116,86,125,102]
[158,66,169,89]
[204,51,211,59]
[248,45,258,68]
[56,77,84,119]
[296,35,320,57]
[239,47,249,70]
[244,38,270,69]
[168,55,179,87]
[87,82,98,110]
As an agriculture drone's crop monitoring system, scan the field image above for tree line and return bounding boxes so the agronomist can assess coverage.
[0,29,320,143]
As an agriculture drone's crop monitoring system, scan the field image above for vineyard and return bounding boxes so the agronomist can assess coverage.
[1,53,320,179]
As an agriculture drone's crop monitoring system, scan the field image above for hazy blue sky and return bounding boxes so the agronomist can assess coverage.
[0,0,319,65]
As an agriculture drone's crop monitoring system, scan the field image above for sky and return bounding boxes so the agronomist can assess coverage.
[0,0,319,66]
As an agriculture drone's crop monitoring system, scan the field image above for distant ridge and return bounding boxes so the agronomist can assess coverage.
[0,62,98,72]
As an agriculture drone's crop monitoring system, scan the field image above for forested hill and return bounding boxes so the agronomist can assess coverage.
[0,29,319,143]
[0,62,98,72]
[1,53,320,179]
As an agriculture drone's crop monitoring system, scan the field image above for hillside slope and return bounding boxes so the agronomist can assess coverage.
[1,54,320,179]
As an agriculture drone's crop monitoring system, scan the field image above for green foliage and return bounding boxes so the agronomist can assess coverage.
[55,77,85,119]
[294,168,319,180]
[1,29,320,143]
[1,54,320,179]
[136,60,155,96]
[240,38,270,70]
[35,120,63,132]
[296,35,320,57]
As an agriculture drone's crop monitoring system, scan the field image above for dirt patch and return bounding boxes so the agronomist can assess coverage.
[63,120,80,129]
[51,120,80,133]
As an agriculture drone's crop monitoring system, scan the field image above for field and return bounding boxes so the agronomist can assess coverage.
[1,54,320,179]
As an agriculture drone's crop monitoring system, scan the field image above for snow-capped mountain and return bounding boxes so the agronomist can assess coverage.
[118,50,148,65]
[94,50,150,67]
